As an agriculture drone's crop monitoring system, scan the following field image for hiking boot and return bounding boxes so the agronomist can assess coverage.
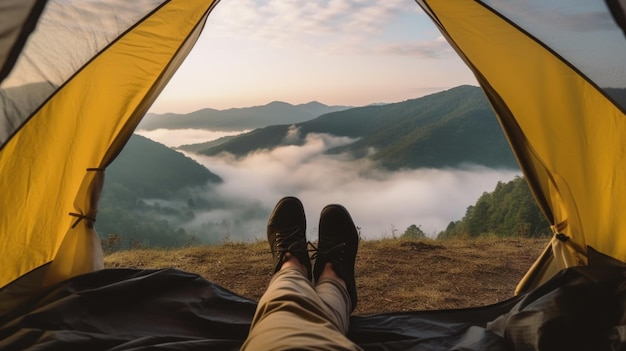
[267,196,312,280]
[313,204,359,312]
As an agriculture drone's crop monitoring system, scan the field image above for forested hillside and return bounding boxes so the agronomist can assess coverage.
[181,86,518,170]
[331,85,512,169]
[439,176,551,239]
[98,135,222,250]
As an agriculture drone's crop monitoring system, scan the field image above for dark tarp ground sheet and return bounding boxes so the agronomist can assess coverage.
[1,261,626,351]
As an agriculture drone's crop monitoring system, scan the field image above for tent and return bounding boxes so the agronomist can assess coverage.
[1,0,625,350]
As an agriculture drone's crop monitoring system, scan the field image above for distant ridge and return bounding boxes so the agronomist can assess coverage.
[139,101,352,131]
[179,85,519,170]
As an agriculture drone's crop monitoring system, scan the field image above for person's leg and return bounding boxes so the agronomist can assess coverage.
[313,204,360,334]
[241,197,361,351]
[315,263,352,333]
[242,256,360,350]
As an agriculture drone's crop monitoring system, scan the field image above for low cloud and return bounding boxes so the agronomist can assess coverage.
[179,131,520,243]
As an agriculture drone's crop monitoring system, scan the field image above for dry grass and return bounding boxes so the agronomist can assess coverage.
[104,237,547,315]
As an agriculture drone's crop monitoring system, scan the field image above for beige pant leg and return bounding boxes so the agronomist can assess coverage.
[315,277,352,334]
[241,267,361,351]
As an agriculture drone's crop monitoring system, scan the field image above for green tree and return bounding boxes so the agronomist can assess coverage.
[438,176,550,239]
[402,224,426,239]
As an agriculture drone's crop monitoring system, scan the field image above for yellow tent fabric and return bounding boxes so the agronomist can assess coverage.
[0,0,218,289]
[415,0,626,291]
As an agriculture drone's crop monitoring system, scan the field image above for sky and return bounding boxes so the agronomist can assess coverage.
[149,0,479,113]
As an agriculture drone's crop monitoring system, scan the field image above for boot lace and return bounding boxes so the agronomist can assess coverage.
[310,241,346,266]
[272,226,317,259]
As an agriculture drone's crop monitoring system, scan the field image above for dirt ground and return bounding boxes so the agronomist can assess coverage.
[104,237,548,315]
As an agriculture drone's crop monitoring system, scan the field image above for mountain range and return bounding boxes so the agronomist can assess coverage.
[178,85,519,170]
[102,85,521,241]
[139,101,352,131]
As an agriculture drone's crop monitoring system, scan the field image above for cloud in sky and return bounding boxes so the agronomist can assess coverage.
[149,0,477,114]
[211,0,416,47]
[374,36,455,59]
[207,0,443,60]
[177,129,520,243]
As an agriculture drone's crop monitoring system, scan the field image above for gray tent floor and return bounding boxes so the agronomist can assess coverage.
[1,262,625,350]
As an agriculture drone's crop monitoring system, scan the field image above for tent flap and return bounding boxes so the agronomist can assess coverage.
[0,0,218,289]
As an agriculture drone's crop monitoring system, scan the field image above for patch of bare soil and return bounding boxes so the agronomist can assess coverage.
[104,237,548,315]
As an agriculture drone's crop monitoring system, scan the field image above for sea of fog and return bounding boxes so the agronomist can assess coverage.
[135,128,521,242]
